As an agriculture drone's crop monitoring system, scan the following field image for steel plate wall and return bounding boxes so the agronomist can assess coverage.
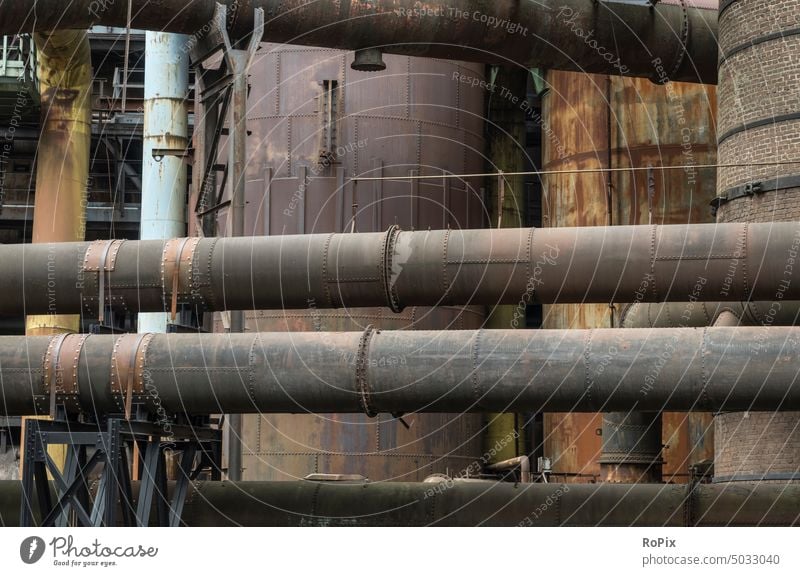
[216,46,487,481]
[541,70,718,483]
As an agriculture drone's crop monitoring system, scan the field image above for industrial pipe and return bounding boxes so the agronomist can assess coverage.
[599,412,663,483]
[4,222,800,316]
[23,29,93,476]
[26,30,92,336]
[620,301,800,328]
[2,327,800,417]
[487,456,532,484]
[2,480,798,526]
[1,1,718,84]
[138,31,190,333]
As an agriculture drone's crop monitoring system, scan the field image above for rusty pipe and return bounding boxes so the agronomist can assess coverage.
[487,456,531,483]
[3,222,800,316]
[620,301,800,328]
[599,412,663,483]
[0,1,718,84]
[26,30,92,336]
[2,480,798,527]
[2,327,800,417]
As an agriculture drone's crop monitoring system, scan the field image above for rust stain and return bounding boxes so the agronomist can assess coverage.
[542,71,717,483]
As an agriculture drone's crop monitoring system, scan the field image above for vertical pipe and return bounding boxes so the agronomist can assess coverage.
[599,412,663,483]
[26,31,92,336]
[483,66,528,463]
[22,31,92,474]
[138,32,189,333]
[226,51,249,481]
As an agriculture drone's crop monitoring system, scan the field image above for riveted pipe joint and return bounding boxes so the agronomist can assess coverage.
[5,222,800,317]
[4,327,800,418]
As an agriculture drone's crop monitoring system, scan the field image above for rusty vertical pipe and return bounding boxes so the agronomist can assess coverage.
[484,66,529,464]
[599,412,663,483]
[23,30,92,474]
[26,30,91,336]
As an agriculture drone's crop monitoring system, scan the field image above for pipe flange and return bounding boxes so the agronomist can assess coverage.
[197,237,220,310]
[380,225,403,312]
[247,333,262,405]
[321,233,336,308]
[356,325,377,417]
[441,228,452,302]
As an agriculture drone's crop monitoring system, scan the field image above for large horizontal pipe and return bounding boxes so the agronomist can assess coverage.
[2,481,798,526]
[1,1,718,84]
[2,327,800,417]
[5,222,800,316]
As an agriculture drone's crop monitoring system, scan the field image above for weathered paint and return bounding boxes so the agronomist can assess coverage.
[138,31,190,333]
[23,30,92,475]
[26,30,92,336]
[542,69,718,482]
[2,222,800,316]
[217,46,488,481]
[2,327,800,417]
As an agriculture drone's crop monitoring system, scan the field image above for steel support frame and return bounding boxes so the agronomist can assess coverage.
[19,415,221,527]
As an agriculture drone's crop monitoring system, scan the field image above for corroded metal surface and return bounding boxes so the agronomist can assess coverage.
[0,1,719,83]
[2,327,800,417]
[4,222,800,316]
[599,412,663,483]
[26,30,92,337]
[220,47,487,481]
[139,31,190,334]
[236,306,485,481]
[542,69,718,482]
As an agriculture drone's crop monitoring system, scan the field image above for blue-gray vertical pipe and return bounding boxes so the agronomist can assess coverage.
[139,31,189,333]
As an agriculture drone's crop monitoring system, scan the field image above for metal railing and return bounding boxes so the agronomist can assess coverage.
[0,35,37,90]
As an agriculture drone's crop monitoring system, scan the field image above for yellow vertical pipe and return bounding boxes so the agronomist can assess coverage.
[27,30,91,335]
[21,30,92,472]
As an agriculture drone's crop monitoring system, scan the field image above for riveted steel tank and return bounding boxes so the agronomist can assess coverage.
[541,66,718,483]
[214,45,488,481]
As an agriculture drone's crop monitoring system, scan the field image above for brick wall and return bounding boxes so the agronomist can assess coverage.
[715,0,800,482]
